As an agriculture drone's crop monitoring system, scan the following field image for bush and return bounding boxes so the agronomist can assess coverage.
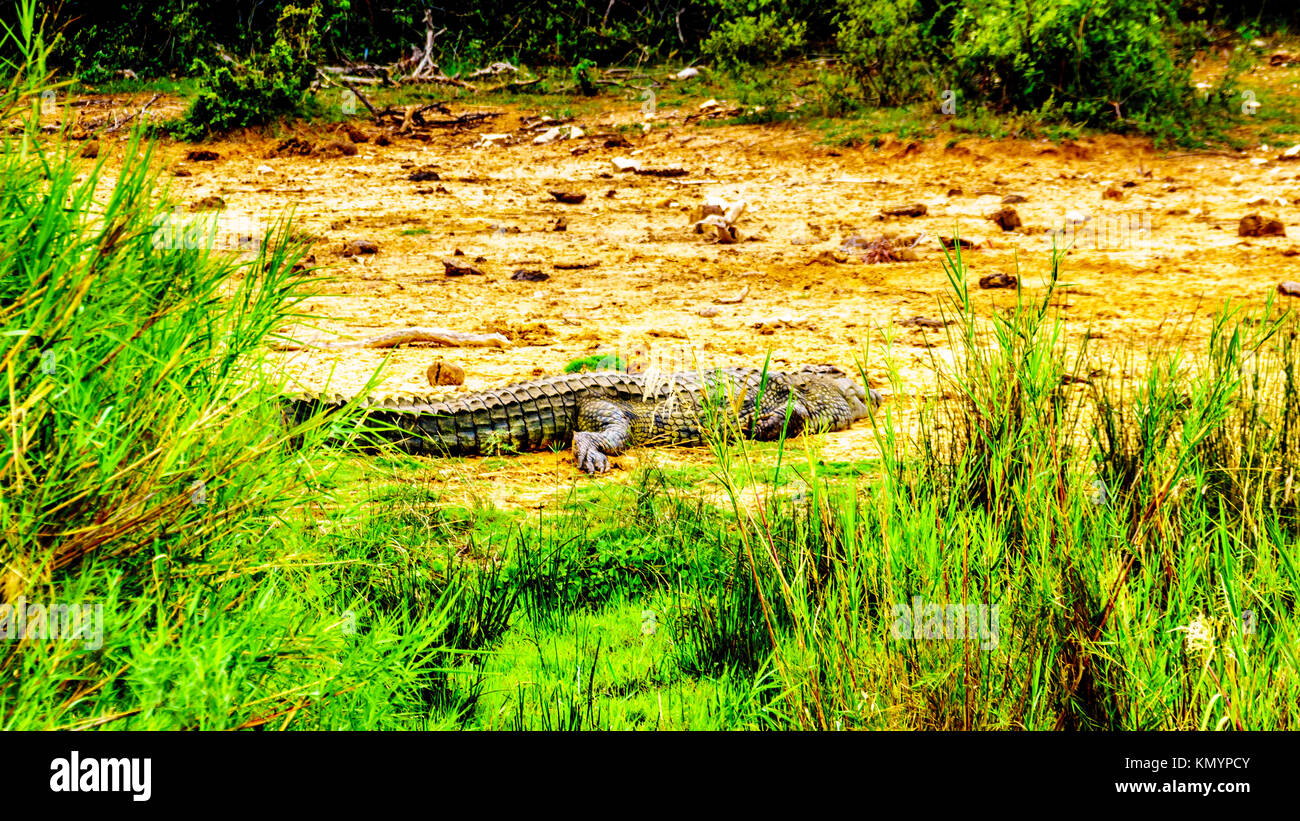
[949,0,1222,134]
[701,5,807,71]
[835,0,938,105]
[172,2,322,139]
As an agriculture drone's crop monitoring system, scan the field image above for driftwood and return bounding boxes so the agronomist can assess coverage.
[272,327,511,351]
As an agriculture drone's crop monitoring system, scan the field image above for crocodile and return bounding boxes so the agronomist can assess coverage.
[287,365,877,474]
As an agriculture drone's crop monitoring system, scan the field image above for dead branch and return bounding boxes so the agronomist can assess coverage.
[103,92,163,134]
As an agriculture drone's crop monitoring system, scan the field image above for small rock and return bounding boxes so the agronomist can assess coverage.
[1239,214,1286,237]
[979,272,1018,289]
[533,127,564,145]
[426,360,466,386]
[343,239,380,256]
[881,203,927,218]
[511,269,549,281]
[675,67,700,80]
[1278,281,1300,297]
[374,133,391,146]
[343,123,370,143]
[549,190,586,204]
[1282,247,1300,257]
[79,140,99,159]
[554,260,600,270]
[612,157,641,172]
[1103,185,1124,200]
[443,258,484,276]
[697,306,720,318]
[1001,193,1027,204]
[172,166,192,177]
[185,150,220,162]
[947,188,963,197]
[256,164,274,175]
[551,216,568,232]
[409,166,440,182]
[988,206,1022,232]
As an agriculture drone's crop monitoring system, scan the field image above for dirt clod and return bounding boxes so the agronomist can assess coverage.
[1239,214,1286,237]
[443,258,484,276]
[191,195,226,211]
[988,206,1022,232]
[320,139,358,158]
[979,272,1018,289]
[343,239,380,256]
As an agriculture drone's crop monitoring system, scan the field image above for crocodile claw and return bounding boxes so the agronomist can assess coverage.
[573,432,612,474]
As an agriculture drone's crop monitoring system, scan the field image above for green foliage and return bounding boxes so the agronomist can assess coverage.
[834,0,936,105]
[564,353,627,373]
[571,57,598,95]
[949,0,1231,138]
[701,3,807,71]
[170,2,322,139]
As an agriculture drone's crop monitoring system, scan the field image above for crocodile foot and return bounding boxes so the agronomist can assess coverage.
[572,431,613,474]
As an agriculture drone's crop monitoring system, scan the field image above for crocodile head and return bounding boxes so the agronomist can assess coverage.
[788,366,875,431]
[750,366,877,440]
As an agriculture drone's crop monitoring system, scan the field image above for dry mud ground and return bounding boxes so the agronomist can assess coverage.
[64,80,1300,507]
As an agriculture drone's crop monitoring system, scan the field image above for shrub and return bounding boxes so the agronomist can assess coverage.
[701,4,807,71]
[949,0,1223,134]
[834,0,937,105]
[172,2,322,139]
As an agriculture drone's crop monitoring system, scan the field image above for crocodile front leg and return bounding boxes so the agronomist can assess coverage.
[573,397,635,474]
